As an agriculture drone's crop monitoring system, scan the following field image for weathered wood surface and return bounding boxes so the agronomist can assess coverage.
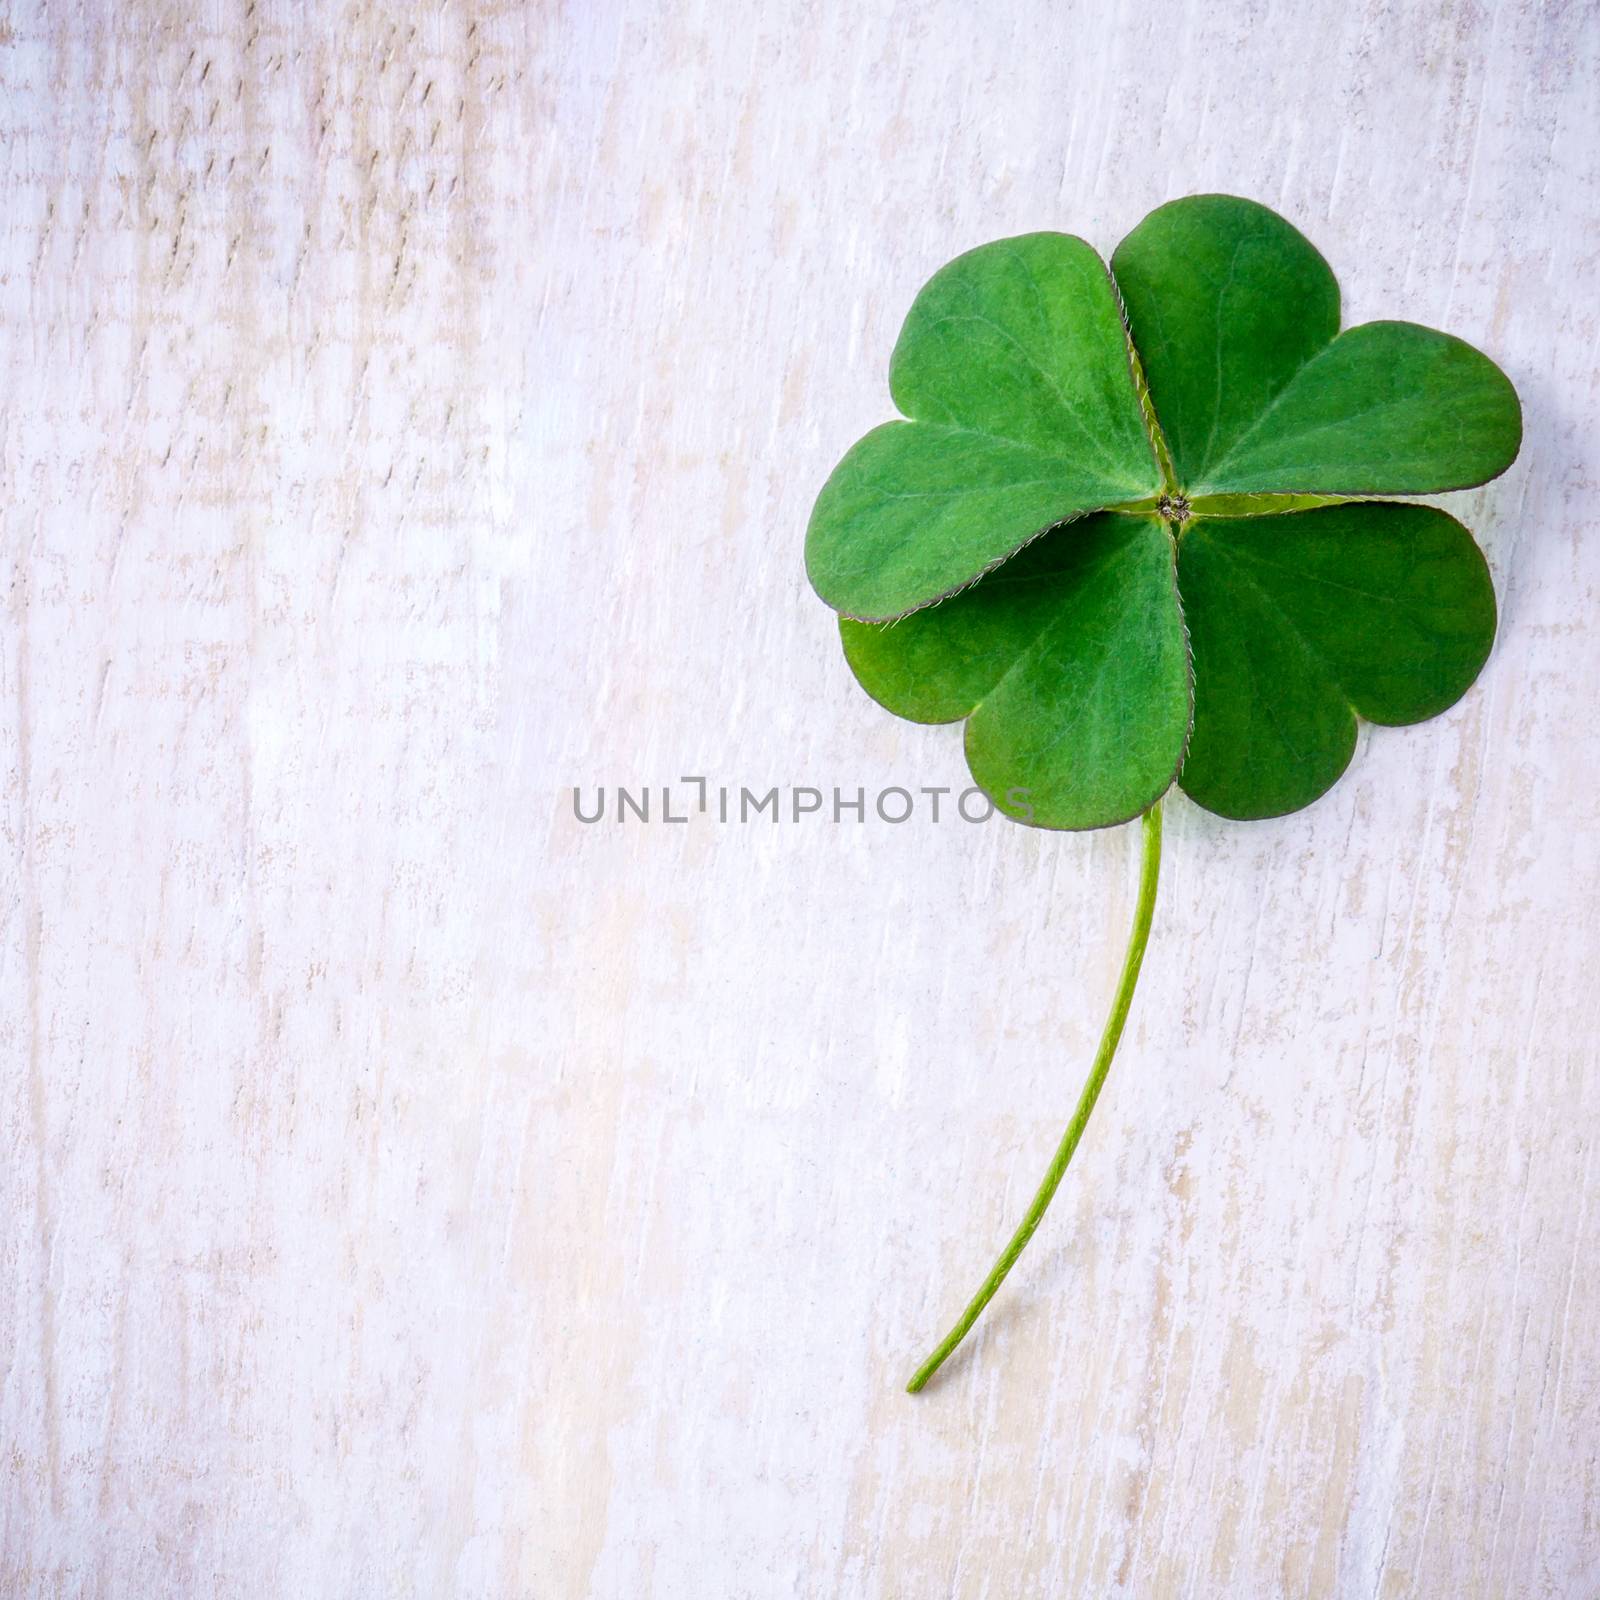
[3,1,1599,1595]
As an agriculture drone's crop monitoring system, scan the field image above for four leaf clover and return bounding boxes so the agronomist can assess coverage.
[807,195,1520,828]
[804,195,1522,1393]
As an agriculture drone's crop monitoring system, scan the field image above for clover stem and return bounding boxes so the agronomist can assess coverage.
[905,799,1165,1394]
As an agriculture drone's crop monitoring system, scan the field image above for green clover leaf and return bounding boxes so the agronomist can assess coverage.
[811,195,1519,828]
[807,232,1161,623]
[804,195,1522,1392]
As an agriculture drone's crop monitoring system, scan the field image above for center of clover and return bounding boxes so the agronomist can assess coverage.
[1157,492,1191,524]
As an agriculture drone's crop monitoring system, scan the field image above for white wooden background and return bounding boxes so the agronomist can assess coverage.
[3,1,1598,1595]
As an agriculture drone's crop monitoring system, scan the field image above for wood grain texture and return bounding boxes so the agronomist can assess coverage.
[3,1,1598,1594]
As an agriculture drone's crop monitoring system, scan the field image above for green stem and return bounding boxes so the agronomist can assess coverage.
[906,800,1165,1394]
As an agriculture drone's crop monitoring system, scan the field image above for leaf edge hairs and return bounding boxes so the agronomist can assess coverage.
[803,194,1522,1393]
